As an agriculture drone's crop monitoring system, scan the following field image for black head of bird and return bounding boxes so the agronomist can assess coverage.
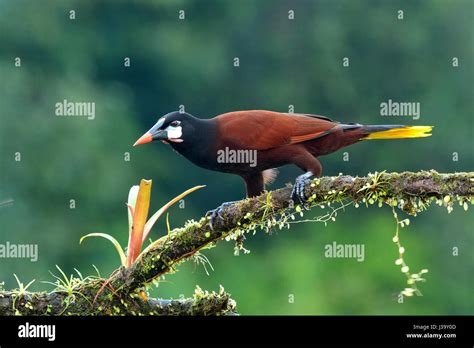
[134,111,197,146]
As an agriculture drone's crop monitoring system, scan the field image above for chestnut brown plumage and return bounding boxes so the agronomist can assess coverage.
[134,110,432,225]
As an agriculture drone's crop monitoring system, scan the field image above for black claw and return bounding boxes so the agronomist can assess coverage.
[206,201,237,231]
[205,208,222,231]
[291,172,315,207]
[290,182,305,205]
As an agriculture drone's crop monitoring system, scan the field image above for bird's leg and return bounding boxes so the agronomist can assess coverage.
[242,172,265,198]
[206,173,264,231]
[290,154,322,206]
[206,201,239,231]
[291,171,315,206]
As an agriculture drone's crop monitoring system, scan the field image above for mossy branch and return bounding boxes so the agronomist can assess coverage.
[110,170,473,293]
[0,170,472,315]
[0,284,236,316]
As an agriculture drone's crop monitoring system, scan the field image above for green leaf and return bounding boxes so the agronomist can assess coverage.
[142,185,205,242]
[80,233,127,267]
[165,213,171,238]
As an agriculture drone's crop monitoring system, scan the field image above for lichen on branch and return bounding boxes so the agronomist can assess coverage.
[111,170,473,293]
[0,170,472,315]
[0,281,236,316]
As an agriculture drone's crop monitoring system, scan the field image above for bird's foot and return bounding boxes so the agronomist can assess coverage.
[291,172,314,207]
[206,201,238,231]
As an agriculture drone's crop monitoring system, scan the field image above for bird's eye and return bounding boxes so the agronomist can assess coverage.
[170,121,181,127]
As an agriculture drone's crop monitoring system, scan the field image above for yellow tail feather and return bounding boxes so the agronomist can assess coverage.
[364,126,433,140]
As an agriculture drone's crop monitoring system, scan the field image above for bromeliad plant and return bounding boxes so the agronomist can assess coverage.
[80,179,204,268]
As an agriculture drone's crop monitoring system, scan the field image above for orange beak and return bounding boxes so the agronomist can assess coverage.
[133,132,153,147]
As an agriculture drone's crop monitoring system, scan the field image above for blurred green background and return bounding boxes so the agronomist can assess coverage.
[0,0,472,315]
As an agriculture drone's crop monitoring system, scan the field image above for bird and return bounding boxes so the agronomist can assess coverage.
[133,110,432,225]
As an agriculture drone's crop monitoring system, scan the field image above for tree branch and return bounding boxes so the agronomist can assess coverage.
[0,284,236,316]
[110,170,472,293]
[1,170,472,315]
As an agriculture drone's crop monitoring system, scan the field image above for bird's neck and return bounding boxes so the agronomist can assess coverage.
[169,117,217,167]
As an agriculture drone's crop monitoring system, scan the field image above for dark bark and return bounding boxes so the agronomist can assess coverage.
[111,170,472,294]
[0,285,236,316]
[1,170,471,315]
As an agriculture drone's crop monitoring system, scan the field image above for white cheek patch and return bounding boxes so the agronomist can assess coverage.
[165,125,183,143]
